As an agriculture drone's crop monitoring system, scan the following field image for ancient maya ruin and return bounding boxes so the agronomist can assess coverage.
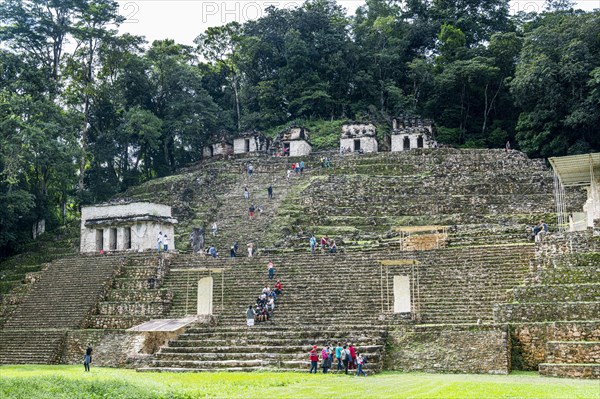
[0,132,598,378]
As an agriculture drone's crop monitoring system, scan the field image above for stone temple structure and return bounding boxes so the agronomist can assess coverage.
[1,149,598,380]
[233,130,271,155]
[203,138,234,159]
[80,202,177,253]
[339,122,378,153]
[550,152,600,231]
[390,117,436,152]
[274,125,312,156]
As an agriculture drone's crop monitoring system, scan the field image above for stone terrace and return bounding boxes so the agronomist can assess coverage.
[496,236,600,379]
[0,255,121,364]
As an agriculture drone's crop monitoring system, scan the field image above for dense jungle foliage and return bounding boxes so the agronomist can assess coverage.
[1,0,600,256]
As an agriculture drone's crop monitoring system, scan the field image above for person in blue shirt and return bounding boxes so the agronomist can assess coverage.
[309,235,316,255]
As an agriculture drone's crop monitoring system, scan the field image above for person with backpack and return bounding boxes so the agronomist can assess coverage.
[83,345,92,372]
[341,345,350,374]
[356,353,367,377]
[309,345,319,373]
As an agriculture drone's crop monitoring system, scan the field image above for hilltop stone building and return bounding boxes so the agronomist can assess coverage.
[275,126,312,157]
[339,122,378,153]
[391,117,436,152]
[80,202,177,253]
[233,131,271,155]
[203,139,234,159]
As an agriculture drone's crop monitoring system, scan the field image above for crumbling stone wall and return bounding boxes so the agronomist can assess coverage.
[385,325,510,374]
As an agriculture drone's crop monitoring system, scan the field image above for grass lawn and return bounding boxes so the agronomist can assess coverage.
[0,366,598,399]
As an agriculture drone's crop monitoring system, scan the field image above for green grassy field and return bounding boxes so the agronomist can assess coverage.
[0,366,597,399]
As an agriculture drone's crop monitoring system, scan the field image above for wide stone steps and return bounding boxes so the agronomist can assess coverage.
[509,284,600,303]
[494,302,600,323]
[0,330,67,364]
[539,363,600,379]
[534,267,600,284]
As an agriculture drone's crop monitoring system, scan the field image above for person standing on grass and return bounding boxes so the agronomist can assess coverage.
[348,343,357,370]
[267,261,275,280]
[335,342,343,370]
[212,222,218,236]
[341,345,350,374]
[249,204,255,220]
[268,185,273,199]
[309,345,319,373]
[356,353,367,377]
[321,346,330,373]
[83,345,92,372]
[310,235,316,255]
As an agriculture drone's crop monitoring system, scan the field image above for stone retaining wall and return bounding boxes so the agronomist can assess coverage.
[510,322,600,370]
[385,324,510,374]
[61,330,147,368]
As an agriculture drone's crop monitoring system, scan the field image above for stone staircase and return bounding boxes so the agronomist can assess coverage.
[495,252,600,379]
[136,244,532,372]
[0,255,120,364]
[88,254,172,329]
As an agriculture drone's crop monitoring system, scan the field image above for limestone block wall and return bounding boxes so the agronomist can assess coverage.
[385,325,510,374]
[510,322,600,370]
[288,140,311,157]
[340,137,378,153]
[61,329,147,368]
[233,137,268,154]
[80,203,176,253]
[80,222,175,253]
[391,133,435,152]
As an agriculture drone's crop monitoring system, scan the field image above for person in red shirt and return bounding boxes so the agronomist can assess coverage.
[348,343,357,370]
[309,345,318,373]
[274,279,283,296]
[320,235,328,254]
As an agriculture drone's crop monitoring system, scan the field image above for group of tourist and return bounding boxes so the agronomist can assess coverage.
[530,220,549,243]
[246,278,283,326]
[309,234,337,255]
[287,160,306,179]
[156,231,170,253]
[309,342,367,376]
[320,156,332,168]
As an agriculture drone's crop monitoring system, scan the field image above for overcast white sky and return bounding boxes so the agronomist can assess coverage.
[116,0,600,46]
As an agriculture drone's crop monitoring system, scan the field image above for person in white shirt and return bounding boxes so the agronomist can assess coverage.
[163,235,169,252]
[157,232,163,253]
